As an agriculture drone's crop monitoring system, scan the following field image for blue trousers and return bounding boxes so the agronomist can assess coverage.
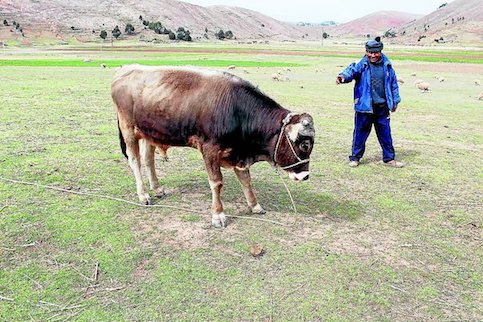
[350,103,395,162]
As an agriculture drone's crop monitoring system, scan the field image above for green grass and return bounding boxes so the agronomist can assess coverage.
[0,58,304,68]
[0,44,482,321]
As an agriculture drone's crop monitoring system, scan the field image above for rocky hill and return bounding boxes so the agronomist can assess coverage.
[0,0,481,45]
[0,0,324,43]
[396,0,483,45]
[327,11,422,38]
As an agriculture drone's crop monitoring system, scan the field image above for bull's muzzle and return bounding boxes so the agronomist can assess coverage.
[288,171,310,181]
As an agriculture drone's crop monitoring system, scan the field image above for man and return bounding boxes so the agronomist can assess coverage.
[336,37,403,168]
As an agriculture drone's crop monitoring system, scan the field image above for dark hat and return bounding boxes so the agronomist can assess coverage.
[365,36,383,53]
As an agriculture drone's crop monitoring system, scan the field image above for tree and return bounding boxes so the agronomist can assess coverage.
[176,27,192,41]
[139,15,143,21]
[112,26,121,39]
[224,30,233,39]
[168,31,176,40]
[216,29,225,40]
[100,30,107,40]
[125,23,135,35]
[3,19,8,26]
[322,32,329,39]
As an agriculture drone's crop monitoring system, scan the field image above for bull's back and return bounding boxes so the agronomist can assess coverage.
[112,65,234,146]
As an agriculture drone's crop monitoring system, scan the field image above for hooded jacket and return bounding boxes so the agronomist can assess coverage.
[339,53,401,112]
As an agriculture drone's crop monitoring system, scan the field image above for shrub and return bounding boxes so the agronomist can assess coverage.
[100,30,107,39]
[216,29,225,40]
[112,26,121,39]
[125,23,135,35]
[224,30,233,39]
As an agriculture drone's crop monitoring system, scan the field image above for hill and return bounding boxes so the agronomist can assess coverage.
[327,11,422,38]
[0,0,323,44]
[396,0,483,45]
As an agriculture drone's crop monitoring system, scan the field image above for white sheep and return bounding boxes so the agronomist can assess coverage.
[416,82,430,92]
[410,72,417,76]
[227,65,236,70]
[475,79,481,86]
[397,78,405,84]
[100,63,106,68]
[271,72,281,81]
[438,77,445,82]
[478,92,483,100]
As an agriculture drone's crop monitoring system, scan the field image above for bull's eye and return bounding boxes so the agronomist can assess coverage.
[299,140,311,153]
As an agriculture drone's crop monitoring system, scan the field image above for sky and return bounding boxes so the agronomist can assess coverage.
[182,0,453,23]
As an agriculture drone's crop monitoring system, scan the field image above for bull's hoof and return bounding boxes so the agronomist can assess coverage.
[154,187,166,198]
[251,203,266,215]
[211,212,227,228]
[139,193,151,205]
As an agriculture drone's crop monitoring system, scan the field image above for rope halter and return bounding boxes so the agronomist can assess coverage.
[273,112,311,170]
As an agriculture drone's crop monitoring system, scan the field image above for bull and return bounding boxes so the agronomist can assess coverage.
[111,65,315,227]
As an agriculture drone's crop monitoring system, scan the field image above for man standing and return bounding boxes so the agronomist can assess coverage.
[336,37,403,168]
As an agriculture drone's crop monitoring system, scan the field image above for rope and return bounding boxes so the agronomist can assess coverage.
[0,176,293,227]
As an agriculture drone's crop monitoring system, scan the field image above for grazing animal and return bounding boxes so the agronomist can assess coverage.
[112,65,315,227]
[272,72,281,81]
[227,65,236,69]
[475,79,481,86]
[478,92,483,100]
[397,78,405,84]
[416,81,430,92]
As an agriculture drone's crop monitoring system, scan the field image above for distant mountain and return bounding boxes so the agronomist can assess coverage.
[0,0,323,43]
[397,0,483,45]
[0,0,481,45]
[326,11,422,38]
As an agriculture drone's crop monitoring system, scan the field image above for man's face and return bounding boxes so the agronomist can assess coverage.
[366,51,381,63]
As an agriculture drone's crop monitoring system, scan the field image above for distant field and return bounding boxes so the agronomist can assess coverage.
[0,43,482,321]
[0,58,304,68]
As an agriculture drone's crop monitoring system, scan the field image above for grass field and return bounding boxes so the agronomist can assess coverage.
[0,42,482,321]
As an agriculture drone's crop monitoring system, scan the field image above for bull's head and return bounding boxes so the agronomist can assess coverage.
[274,113,315,181]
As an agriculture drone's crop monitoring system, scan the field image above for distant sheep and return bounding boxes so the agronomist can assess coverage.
[100,63,106,68]
[438,77,445,82]
[410,72,417,76]
[227,65,236,70]
[397,78,405,84]
[416,81,430,92]
[478,92,483,100]
[271,72,281,81]
[475,79,481,86]
[243,68,249,74]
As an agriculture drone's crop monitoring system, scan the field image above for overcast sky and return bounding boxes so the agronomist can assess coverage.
[182,0,453,23]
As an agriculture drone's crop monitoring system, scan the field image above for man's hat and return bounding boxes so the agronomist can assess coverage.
[365,36,383,53]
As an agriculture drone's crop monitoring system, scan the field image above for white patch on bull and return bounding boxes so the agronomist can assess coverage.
[287,123,303,142]
[288,171,310,181]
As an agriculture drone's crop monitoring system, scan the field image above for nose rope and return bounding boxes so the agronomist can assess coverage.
[273,113,310,170]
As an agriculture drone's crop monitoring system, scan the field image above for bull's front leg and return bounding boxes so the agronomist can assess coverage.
[140,140,165,197]
[202,147,226,228]
[234,168,266,214]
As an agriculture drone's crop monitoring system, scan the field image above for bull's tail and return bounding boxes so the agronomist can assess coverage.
[118,118,128,159]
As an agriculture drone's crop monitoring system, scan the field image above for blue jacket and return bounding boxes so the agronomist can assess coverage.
[339,54,401,112]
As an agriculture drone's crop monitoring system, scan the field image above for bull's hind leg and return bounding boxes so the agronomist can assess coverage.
[234,168,266,214]
[140,140,165,197]
[119,122,151,205]
[202,145,226,228]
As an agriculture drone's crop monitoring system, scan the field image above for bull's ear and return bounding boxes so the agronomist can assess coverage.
[298,114,315,138]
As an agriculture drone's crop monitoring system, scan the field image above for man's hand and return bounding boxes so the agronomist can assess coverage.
[336,75,344,84]
[392,105,398,112]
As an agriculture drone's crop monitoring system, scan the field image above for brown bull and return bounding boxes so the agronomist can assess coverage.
[112,65,315,227]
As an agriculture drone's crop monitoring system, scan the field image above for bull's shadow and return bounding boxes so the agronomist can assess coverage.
[149,164,366,223]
